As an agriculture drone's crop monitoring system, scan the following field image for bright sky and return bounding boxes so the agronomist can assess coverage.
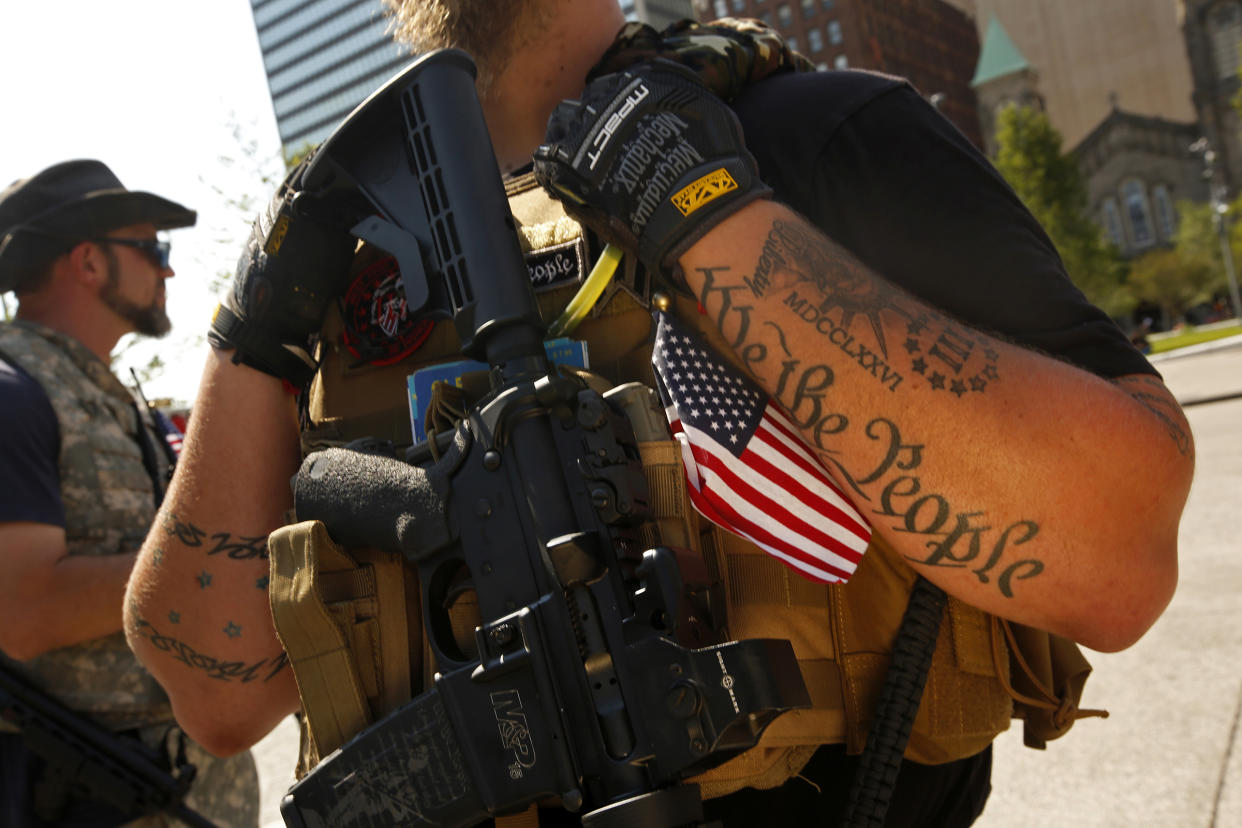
[1,0,284,405]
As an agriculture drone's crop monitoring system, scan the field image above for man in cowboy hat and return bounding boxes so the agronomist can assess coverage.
[0,159,260,826]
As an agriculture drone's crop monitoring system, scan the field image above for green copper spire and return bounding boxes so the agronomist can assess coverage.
[971,15,1032,87]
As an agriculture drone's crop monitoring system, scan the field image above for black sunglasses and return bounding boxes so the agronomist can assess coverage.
[90,237,172,269]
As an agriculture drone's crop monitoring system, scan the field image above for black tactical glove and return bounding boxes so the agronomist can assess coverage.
[533,60,771,276]
[207,158,357,388]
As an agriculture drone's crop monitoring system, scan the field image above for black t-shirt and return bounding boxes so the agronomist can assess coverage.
[730,69,1155,380]
[0,358,65,527]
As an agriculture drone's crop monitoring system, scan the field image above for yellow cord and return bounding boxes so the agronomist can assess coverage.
[546,244,623,338]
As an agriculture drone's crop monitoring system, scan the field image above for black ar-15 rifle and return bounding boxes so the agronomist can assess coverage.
[0,660,213,827]
[279,50,810,828]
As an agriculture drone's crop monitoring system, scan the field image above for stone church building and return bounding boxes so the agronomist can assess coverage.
[966,0,1240,259]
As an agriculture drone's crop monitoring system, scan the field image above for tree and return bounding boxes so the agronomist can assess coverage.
[283,141,317,172]
[108,114,285,407]
[992,105,1131,317]
[202,119,287,298]
[1166,195,1242,317]
[1125,247,1217,322]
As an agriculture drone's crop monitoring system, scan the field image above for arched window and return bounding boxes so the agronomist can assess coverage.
[1102,198,1125,249]
[1123,180,1155,248]
[808,28,823,52]
[1209,1,1242,81]
[1152,185,1177,241]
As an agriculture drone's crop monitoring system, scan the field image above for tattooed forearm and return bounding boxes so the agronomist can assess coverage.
[163,514,269,560]
[166,515,207,546]
[130,615,287,683]
[707,291,1045,595]
[687,218,1046,599]
[206,535,269,560]
[1112,375,1192,456]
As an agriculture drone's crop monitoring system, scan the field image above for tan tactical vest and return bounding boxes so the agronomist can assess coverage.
[0,321,173,730]
[269,176,1102,800]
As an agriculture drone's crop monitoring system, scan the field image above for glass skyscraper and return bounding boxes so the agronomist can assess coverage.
[251,0,409,153]
[252,0,696,154]
[620,0,696,29]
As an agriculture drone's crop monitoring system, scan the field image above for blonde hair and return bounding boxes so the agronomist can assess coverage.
[382,0,543,95]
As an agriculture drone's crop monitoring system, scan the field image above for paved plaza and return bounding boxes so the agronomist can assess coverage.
[979,336,1242,827]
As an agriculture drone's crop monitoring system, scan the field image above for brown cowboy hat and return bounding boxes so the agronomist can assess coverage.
[0,159,196,292]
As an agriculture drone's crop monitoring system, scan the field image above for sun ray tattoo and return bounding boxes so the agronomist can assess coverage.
[704,221,1001,397]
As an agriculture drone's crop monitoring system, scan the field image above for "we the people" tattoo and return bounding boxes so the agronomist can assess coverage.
[689,220,1045,599]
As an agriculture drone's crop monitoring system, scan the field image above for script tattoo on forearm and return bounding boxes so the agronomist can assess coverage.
[690,221,1045,598]
[163,514,269,560]
[1111,375,1192,456]
[130,615,287,683]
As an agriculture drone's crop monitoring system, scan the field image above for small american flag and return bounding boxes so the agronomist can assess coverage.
[153,409,185,456]
[651,312,871,584]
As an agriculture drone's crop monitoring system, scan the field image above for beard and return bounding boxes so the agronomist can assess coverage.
[382,0,541,94]
[99,248,171,338]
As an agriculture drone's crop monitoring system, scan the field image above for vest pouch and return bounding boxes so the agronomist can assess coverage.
[994,619,1107,749]
[634,436,821,801]
[268,521,413,778]
[900,595,1014,765]
[602,379,729,649]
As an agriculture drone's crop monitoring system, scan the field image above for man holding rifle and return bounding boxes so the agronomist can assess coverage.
[0,160,259,825]
[125,2,1193,825]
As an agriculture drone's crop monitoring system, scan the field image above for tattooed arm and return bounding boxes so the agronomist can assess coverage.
[678,201,1193,653]
[124,352,301,756]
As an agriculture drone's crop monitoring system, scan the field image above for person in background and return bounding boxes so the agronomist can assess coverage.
[0,159,259,827]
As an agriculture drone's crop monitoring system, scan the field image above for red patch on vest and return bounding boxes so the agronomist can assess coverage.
[341,256,433,366]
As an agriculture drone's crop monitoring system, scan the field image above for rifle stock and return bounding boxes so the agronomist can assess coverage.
[281,49,810,828]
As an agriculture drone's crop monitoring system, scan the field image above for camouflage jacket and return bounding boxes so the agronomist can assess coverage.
[0,320,173,730]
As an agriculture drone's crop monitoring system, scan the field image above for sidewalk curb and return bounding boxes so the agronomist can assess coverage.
[1148,333,1242,363]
